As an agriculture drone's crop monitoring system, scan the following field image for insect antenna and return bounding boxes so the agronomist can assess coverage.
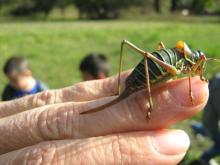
[207,58,220,63]
[205,57,220,78]
[206,58,220,71]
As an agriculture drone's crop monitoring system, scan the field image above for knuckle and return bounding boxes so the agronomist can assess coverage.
[111,135,123,164]
[37,107,59,139]
[22,143,57,165]
[33,90,57,107]
[37,103,78,140]
[112,134,149,165]
[102,77,117,95]
[69,83,88,101]
[111,134,141,164]
[74,82,87,95]
[55,104,76,138]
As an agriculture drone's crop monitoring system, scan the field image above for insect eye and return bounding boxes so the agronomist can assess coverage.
[193,51,200,60]
[199,51,205,56]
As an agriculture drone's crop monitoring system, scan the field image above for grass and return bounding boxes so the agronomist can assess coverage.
[0,20,220,164]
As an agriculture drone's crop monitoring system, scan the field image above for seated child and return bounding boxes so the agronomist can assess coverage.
[79,53,109,81]
[2,56,48,101]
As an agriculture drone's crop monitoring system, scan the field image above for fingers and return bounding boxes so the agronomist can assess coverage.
[0,70,131,118]
[0,77,208,154]
[71,77,208,134]
[0,130,189,165]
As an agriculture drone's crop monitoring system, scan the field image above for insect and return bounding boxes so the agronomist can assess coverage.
[80,40,208,119]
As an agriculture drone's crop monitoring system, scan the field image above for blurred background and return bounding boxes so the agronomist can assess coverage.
[0,0,220,164]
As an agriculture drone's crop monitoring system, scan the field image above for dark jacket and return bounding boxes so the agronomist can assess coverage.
[2,80,48,101]
[203,73,220,136]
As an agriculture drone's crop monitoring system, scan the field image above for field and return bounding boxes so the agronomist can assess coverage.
[0,20,220,164]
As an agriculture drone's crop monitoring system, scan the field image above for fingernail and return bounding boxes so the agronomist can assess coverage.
[151,130,190,155]
[168,77,208,106]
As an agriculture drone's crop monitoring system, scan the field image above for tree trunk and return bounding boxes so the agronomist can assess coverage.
[60,7,65,19]
[154,0,161,13]
[170,0,177,12]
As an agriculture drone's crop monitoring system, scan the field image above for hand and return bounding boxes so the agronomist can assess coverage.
[0,70,208,165]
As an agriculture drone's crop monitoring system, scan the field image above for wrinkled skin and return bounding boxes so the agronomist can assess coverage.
[0,70,208,165]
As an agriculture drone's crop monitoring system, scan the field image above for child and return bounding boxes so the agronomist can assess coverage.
[79,53,109,81]
[2,56,48,101]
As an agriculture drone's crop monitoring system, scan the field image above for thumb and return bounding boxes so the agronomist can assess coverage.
[0,130,189,165]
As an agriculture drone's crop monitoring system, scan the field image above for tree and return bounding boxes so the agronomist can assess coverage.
[55,0,72,17]
[169,0,214,14]
[2,0,57,17]
[74,0,143,19]
[154,0,161,13]
[190,0,213,14]
[32,0,57,18]
[4,0,36,16]
[170,0,178,12]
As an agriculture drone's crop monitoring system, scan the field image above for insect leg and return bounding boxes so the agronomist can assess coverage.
[143,56,153,119]
[145,52,180,76]
[157,41,165,50]
[120,40,180,76]
[187,68,194,103]
[118,40,173,95]
[118,40,149,96]
[117,41,125,95]
[191,54,208,81]
[199,62,208,82]
[119,40,181,119]
[199,55,208,82]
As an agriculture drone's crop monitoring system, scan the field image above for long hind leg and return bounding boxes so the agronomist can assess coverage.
[118,40,153,119]
[143,57,153,119]
[118,40,180,119]
[118,40,179,95]
[117,41,125,95]
[187,68,194,103]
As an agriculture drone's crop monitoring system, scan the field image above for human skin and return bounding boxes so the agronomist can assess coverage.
[0,70,208,165]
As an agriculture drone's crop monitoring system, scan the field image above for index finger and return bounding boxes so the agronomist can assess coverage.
[0,70,131,118]
[0,77,208,154]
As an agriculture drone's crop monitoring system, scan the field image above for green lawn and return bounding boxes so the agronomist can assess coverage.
[0,20,220,164]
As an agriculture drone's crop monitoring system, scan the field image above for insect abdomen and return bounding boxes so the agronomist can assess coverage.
[125,48,181,91]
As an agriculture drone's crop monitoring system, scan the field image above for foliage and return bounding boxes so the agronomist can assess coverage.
[32,0,57,17]
[0,0,219,19]
[154,0,161,13]
[55,0,73,14]
[9,0,36,16]
[74,0,143,19]
[191,0,213,14]
[170,0,215,14]
[0,0,57,17]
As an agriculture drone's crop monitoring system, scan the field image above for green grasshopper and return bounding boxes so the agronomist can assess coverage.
[81,40,208,119]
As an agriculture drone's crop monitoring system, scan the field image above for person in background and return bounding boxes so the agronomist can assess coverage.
[79,53,109,81]
[2,56,48,101]
[190,73,220,165]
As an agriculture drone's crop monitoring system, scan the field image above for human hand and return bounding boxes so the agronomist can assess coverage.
[0,70,208,165]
